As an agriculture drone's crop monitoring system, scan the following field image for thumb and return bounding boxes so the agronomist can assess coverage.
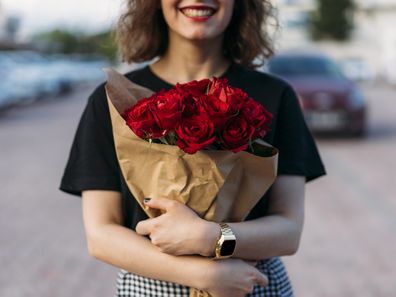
[135,217,158,236]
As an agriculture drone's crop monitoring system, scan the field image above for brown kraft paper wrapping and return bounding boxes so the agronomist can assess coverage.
[104,68,278,297]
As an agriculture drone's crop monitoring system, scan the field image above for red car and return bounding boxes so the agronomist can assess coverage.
[266,52,367,136]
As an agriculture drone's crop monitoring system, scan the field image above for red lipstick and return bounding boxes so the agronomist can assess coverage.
[179,5,217,22]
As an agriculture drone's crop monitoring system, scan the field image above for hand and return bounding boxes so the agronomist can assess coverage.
[135,198,220,256]
[200,259,268,297]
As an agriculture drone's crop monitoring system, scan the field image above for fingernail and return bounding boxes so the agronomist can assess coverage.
[144,198,151,203]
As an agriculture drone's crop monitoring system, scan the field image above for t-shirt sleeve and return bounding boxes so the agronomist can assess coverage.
[59,84,121,196]
[273,84,326,182]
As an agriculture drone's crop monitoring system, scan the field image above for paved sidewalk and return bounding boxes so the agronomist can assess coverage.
[284,82,396,297]
[0,86,118,297]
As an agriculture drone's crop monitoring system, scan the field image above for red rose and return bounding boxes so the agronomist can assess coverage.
[176,79,210,98]
[228,87,250,110]
[241,99,272,138]
[207,77,249,110]
[124,96,167,139]
[201,94,233,129]
[151,89,182,130]
[220,114,255,153]
[180,93,202,117]
[176,115,216,154]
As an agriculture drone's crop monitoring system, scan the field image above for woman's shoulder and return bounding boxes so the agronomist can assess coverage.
[85,65,150,107]
[231,64,295,102]
[232,64,293,94]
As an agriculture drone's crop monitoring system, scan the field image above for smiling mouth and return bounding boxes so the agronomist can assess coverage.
[180,6,217,19]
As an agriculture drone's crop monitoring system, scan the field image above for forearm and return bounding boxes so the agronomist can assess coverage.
[87,223,210,289]
[202,176,305,260]
[202,215,302,261]
[226,176,305,260]
[228,215,303,260]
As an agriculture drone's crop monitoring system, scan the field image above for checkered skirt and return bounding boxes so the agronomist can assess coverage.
[115,257,293,297]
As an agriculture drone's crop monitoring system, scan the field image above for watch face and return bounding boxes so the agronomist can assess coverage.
[220,240,236,256]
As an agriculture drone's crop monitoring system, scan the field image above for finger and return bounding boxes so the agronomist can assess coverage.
[143,197,178,212]
[135,218,157,235]
[255,272,268,287]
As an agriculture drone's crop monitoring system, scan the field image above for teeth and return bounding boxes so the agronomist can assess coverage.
[182,8,214,17]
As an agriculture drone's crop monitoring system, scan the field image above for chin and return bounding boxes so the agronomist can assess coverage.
[179,29,222,42]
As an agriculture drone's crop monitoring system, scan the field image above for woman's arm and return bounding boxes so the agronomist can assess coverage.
[81,190,268,296]
[138,175,305,260]
[227,175,305,260]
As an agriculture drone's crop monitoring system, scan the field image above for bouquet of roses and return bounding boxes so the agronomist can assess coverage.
[104,68,278,297]
[123,77,272,154]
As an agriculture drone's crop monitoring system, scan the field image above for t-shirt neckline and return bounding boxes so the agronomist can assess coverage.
[144,63,235,89]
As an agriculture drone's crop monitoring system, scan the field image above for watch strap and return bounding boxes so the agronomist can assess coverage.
[214,223,236,259]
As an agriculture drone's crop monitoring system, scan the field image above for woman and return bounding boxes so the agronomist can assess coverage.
[60,0,326,296]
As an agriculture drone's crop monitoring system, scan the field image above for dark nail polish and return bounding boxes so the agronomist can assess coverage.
[144,198,151,203]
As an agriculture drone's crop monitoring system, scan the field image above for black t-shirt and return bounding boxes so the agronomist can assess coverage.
[60,63,326,229]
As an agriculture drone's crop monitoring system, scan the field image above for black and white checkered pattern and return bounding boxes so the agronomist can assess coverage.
[115,257,293,297]
[115,269,190,297]
[246,257,294,297]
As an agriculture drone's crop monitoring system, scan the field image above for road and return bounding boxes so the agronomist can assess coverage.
[0,81,395,297]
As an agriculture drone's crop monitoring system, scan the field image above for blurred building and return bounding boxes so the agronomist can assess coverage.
[355,0,396,83]
[0,1,7,41]
[273,0,396,83]
[272,0,314,49]
[0,2,26,50]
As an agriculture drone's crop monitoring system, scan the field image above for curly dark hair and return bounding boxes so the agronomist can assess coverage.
[116,0,277,68]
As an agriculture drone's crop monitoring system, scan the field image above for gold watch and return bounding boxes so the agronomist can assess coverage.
[214,223,236,259]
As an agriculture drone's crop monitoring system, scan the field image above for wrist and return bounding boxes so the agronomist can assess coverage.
[198,220,221,257]
[190,256,219,290]
[179,255,218,290]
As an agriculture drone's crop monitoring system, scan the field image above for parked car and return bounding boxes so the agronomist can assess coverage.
[0,51,109,110]
[266,52,367,136]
